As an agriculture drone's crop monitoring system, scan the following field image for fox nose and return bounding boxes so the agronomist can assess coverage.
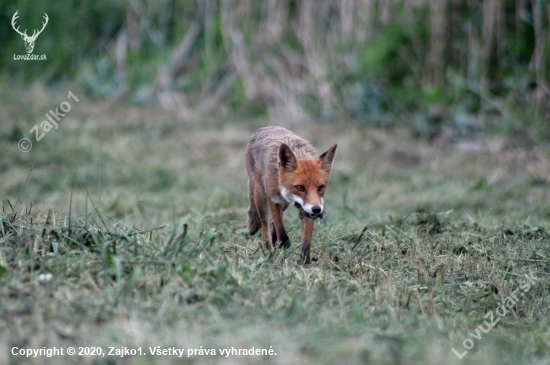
[311,206,322,215]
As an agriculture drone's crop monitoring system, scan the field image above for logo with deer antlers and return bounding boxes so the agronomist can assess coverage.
[11,11,49,54]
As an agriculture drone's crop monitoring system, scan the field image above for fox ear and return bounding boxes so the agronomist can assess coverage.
[279,143,298,171]
[319,144,337,172]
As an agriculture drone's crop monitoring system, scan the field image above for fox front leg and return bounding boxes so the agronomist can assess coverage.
[268,200,291,249]
[300,218,315,264]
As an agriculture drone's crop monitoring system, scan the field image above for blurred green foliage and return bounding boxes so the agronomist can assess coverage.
[1,0,549,137]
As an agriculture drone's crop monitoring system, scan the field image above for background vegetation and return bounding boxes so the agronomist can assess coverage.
[1,0,549,136]
[1,1,550,364]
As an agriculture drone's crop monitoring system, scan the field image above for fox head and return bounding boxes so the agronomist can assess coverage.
[278,143,337,219]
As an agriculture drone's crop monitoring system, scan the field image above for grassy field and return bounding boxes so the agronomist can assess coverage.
[1,88,550,365]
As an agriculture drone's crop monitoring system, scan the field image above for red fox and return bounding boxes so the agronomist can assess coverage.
[246,126,337,264]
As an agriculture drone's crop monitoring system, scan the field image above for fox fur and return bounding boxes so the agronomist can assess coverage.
[245,126,337,264]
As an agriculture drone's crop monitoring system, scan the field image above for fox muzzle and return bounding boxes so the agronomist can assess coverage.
[294,202,325,220]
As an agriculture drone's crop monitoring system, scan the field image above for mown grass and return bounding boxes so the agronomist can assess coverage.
[1,89,550,365]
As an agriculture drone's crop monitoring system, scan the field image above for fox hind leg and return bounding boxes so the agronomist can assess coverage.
[247,180,261,236]
[249,181,272,250]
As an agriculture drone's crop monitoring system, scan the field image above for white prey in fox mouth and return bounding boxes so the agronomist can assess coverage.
[280,187,325,219]
[294,202,325,219]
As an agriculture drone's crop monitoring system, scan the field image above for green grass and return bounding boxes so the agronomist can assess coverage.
[1,89,550,365]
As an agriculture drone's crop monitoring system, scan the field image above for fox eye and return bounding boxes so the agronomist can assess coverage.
[295,185,305,192]
[318,185,325,192]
